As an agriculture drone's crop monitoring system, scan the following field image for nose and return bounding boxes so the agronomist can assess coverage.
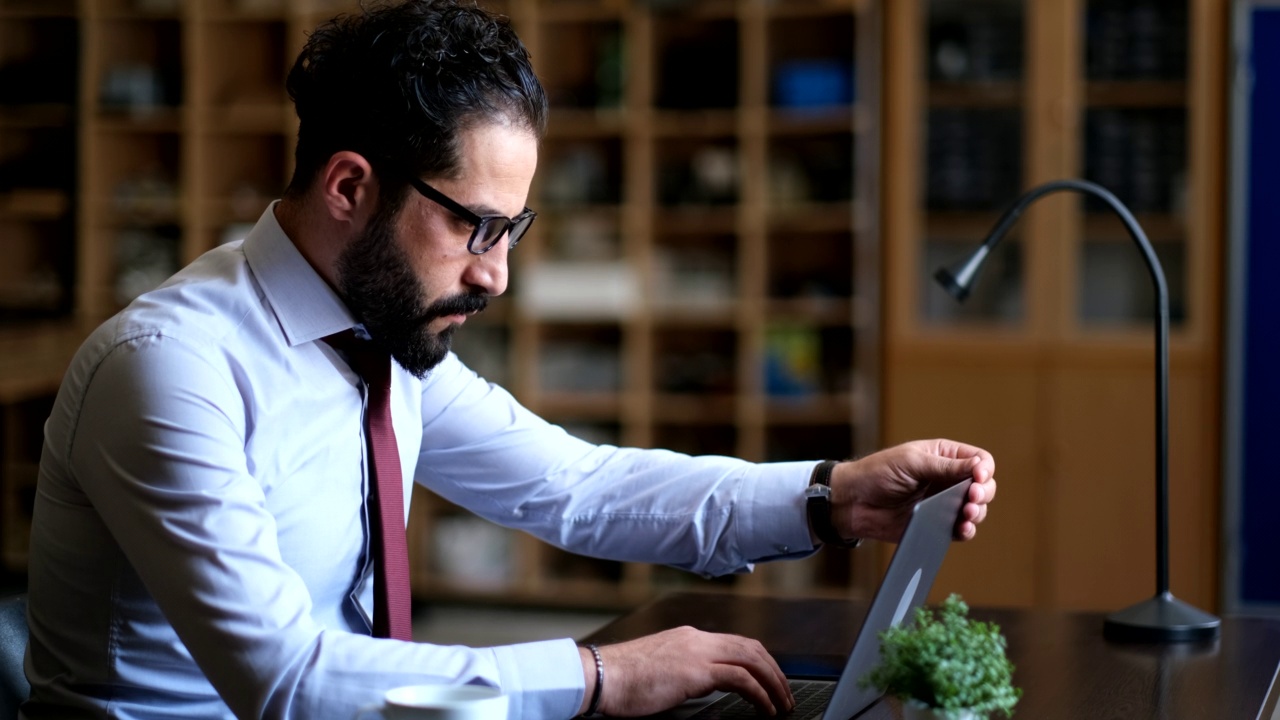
[462,236,509,296]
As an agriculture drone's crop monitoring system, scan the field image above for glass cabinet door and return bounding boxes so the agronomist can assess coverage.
[1079,0,1189,328]
[920,0,1026,327]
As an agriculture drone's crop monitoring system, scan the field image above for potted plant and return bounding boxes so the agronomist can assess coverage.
[860,594,1021,719]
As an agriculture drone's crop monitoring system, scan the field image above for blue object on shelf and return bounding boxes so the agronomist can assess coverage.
[773,60,855,108]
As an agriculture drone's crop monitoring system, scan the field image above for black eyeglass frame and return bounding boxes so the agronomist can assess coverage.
[407,177,536,255]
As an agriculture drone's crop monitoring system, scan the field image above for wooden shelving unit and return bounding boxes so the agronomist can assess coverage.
[883,0,1226,611]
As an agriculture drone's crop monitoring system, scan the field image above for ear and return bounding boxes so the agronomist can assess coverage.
[317,151,378,225]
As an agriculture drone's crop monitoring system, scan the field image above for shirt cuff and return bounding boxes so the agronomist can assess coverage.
[737,460,823,562]
[491,637,586,720]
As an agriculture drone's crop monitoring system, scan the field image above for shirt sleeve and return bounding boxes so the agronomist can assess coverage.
[416,354,820,578]
[67,333,587,720]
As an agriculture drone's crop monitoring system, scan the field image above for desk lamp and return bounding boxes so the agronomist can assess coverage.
[933,178,1221,643]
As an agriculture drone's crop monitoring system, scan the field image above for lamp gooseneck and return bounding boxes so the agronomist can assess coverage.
[935,178,1220,643]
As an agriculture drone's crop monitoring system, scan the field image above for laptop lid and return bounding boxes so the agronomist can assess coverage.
[821,478,972,720]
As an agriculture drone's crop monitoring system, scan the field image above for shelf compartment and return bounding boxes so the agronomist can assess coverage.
[652,15,738,110]
[655,136,741,207]
[537,323,623,395]
[768,132,854,207]
[90,132,182,224]
[768,11,855,113]
[654,327,737,395]
[651,230,736,316]
[111,223,182,306]
[767,229,854,301]
[0,125,77,195]
[762,325,854,398]
[202,17,289,106]
[539,137,624,207]
[0,14,78,105]
[0,218,73,318]
[91,17,184,115]
[449,323,510,389]
[535,17,622,110]
[201,133,289,205]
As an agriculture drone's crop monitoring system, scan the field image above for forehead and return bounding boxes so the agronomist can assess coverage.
[445,121,539,190]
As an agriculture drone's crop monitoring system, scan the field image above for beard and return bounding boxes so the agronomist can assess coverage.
[336,199,489,378]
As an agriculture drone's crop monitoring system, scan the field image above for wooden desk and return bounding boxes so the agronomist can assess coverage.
[582,592,1280,720]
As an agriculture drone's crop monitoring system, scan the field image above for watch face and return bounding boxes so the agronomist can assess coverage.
[805,483,832,500]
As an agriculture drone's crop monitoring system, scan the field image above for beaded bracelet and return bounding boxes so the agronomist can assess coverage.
[581,643,604,717]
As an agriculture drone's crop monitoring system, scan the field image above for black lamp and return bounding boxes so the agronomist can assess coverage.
[934,178,1221,643]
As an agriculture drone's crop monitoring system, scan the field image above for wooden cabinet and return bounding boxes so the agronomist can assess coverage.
[882,0,1226,611]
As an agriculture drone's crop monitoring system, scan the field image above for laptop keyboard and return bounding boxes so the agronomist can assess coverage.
[687,680,834,720]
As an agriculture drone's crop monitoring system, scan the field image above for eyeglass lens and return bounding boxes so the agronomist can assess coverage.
[472,213,535,253]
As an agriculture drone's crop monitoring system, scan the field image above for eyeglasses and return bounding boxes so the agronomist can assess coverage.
[408,178,536,255]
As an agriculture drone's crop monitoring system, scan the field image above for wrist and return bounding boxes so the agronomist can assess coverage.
[806,460,861,549]
[578,643,604,717]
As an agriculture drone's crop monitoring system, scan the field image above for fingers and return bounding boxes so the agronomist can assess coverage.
[712,637,793,714]
[929,439,996,483]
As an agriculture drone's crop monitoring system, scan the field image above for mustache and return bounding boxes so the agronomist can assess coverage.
[413,292,489,326]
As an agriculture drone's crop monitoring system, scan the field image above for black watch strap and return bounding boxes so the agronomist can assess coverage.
[806,460,861,548]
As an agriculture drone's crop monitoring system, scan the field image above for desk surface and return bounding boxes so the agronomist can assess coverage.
[581,592,1280,720]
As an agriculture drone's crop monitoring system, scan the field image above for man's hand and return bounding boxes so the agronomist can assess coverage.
[821,439,997,544]
[577,627,795,717]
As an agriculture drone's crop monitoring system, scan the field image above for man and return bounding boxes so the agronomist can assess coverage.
[24,2,997,719]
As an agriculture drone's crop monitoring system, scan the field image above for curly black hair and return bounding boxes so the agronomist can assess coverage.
[284,0,547,203]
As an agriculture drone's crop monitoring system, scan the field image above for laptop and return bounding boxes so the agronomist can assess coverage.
[671,478,973,720]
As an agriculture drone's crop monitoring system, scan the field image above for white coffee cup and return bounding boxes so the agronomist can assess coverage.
[354,684,508,720]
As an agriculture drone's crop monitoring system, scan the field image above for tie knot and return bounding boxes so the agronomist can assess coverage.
[324,330,391,388]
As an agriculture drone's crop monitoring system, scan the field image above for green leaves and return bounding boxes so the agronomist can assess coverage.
[860,594,1021,719]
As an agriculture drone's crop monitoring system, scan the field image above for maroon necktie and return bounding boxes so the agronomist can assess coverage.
[327,332,414,641]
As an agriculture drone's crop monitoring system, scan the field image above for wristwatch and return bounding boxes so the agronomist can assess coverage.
[805,460,861,548]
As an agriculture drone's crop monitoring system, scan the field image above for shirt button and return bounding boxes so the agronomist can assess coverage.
[776,544,790,554]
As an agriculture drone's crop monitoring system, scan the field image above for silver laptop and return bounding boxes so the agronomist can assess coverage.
[673,479,973,720]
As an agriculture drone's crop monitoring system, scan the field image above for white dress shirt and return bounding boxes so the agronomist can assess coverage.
[23,203,818,720]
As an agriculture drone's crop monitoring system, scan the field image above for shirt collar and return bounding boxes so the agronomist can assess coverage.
[242,200,357,347]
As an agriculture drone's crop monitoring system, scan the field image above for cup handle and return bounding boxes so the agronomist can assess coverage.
[353,702,385,720]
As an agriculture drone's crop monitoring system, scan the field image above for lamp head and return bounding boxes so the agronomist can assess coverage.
[934,244,992,303]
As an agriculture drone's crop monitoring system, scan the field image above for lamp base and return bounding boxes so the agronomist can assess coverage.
[1104,592,1221,643]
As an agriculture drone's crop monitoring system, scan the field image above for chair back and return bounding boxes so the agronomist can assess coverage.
[0,595,28,719]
